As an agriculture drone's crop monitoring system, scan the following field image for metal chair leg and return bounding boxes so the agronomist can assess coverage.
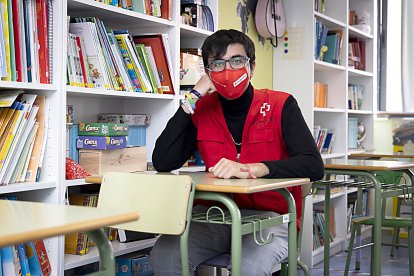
[391,197,403,257]
[345,223,357,276]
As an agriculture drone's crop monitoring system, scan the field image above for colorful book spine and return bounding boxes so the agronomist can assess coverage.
[17,243,31,276]
[1,0,11,81]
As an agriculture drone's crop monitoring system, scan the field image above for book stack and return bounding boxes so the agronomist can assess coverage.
[180,0,214,32]
[348,84,364,110]
[98,113,150,147]
[312,209,335,249]
[67,18,174,94]
[313,126,335,153]
[348,38,366,71]
[94,0,172,21]
[0,0,53,83]
[0,92,48,185]
[65,192,99,255]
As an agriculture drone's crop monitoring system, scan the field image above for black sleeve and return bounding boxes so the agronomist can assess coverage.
[262,96,324,181]
[152,107,198,172]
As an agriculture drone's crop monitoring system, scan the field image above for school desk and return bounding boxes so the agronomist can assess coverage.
[319,159,414,276]
[0,199,139,275]
[85,172,310,276]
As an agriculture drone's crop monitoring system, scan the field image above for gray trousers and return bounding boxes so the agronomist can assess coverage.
[150,206,289,276]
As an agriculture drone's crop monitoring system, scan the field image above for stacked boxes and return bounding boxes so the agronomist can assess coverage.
[98,114,150,147]
[77,122,147,175]
[77,122,129,150]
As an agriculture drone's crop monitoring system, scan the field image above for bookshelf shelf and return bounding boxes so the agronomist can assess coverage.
[348,109,373,115]
[64,238,157,270]
[348,68,373,77]
[314,60,346,71]
[314,107,347,113]
[180,24,214,38]
[0,81,58,91]
[67,0,175,29]
[0,181,57,194]
[314,11,346,28]
[66,86,175,100]
[348,26,373,39]
[274,0,376,268]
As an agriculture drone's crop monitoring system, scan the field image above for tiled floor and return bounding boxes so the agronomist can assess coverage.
[302,230,410,276]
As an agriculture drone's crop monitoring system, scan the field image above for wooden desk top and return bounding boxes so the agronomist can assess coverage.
[85,173,310,194]
[325,158,414,171]
[0,200,139,248]
[349,152,414,159]
[180,172,309,193]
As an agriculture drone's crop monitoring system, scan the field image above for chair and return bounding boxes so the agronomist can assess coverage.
[96,172,195,276]
[196,183,312,276]
[344,171,413,276]
[390,193,412,257]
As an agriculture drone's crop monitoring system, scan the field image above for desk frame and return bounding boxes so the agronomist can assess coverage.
[193,188,297,276]
[322,168,414,276]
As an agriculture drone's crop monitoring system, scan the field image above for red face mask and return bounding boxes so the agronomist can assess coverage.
[209,67,249,99]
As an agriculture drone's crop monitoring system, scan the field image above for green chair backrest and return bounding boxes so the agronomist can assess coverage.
[97,172,195,235]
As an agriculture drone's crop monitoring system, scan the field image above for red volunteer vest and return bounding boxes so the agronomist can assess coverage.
[192,88,303,229]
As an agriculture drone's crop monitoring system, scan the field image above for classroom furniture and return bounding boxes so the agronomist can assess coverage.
[349,152,414,160]
[96,172,195,276]
[185,172,310,276]
[272,0,378,268]
[197,182,312,276]
[85,173,309,276]
[318,159,414,276]
[391,193,413,256]
[1,1,219,272]
[0,199,139,275]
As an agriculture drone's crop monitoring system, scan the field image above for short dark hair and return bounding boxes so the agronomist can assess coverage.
[201,29,256,69]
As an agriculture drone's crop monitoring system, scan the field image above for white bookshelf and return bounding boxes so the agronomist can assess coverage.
[273,0,377,268]
[0,0,218,274]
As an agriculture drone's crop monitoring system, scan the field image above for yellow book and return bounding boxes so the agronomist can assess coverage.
[0,102,25,169]
[1,0,11,81]
[0,101,19,143]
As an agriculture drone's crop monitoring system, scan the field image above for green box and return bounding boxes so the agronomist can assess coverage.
[78,122,129,136]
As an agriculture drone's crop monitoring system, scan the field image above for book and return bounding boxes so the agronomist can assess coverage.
[7,0,16,81]
[1,246,18,275]
[133,34,175,94]
[1,0,12,81]
[36,0,49,83]
[25,242,43,275]
[33,240,52,275]
[314,82,327,108]
[161,0,172,20]
[25,95,46,182]
[17,243,31,276]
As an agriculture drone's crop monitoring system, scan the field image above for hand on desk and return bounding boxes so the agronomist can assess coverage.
[208,158,269,179]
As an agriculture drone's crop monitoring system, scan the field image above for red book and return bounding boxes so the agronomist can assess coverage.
[34,240,52,276]
[133,34,175,95]
[36,0,50,84]
[12,0,22,82]
[75,36,88,86]
[161,0,172,20]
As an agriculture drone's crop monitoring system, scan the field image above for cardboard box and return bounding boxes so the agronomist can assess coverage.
[78,122,129,136]
[77,136,128,150]
[79,147,147,175]
[98,114,151,126]
[116,253,153,276]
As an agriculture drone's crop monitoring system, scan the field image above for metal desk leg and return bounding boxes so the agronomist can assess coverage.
[195,192,242,276]
[324,184,331,276]
[276,188,297,276]
[86,229,115,276]
[325,170,382,276]
[402,169,414,276]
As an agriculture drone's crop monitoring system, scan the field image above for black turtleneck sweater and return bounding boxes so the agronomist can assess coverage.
[152,85,324,181]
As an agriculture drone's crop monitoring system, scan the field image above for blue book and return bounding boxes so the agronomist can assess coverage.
[25,242,42,276]
[322,34,338,64]
[1,246,16,275]
[17,244,31,276]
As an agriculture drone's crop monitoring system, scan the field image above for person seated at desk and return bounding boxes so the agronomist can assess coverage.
[151,29,324,276]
